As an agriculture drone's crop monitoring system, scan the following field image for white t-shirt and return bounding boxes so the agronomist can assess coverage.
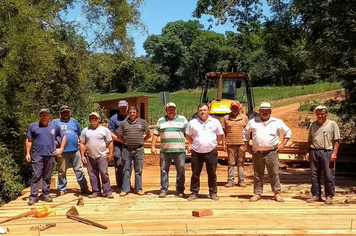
[80,126,112,159]
[186,116,224,153]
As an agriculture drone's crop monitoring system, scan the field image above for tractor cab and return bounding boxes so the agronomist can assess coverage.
[200,72,255,119]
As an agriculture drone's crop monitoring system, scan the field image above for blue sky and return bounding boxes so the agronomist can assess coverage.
[64,0,269,57]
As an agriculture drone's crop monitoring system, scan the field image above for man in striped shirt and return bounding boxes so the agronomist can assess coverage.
[151,102,188,198]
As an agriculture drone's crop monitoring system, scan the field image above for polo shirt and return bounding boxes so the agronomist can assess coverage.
[27,121,64,156]
[153,115,188,153]
[118,118,149,148]
[308,120,340,150]
[53,118,81,152]
[222,113,248,145]
[186,116,224,153]
[243,116,292,152]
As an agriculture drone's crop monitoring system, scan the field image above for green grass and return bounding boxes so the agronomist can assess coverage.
[93,81,342,125]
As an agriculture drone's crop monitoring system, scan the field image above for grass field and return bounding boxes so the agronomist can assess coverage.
[93,82,342,125]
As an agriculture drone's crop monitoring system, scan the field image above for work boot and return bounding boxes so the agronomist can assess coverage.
[58,191,66,196]
[237,182,247,187]
[28,198,38,206]
[88,193,99,198]
[274,193,284,202]
[188,194,198,201]
[325,196,333,204]
[306,196,322,203]
[159,192,167,198]
[119,192,128,197]
[225,181,234,188]
[177,192,185,198]
[136,190,145,196]
[210,193,219,201]
[249,195,261,202]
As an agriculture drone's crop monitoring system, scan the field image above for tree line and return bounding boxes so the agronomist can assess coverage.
[0,0,355,204]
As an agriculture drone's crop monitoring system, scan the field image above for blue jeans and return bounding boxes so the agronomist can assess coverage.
[122,147,144,193]
[309,149,335,197]
[160,152,186,193]
[57,151,88,192]
[30,155,56,200]
[86,156,112,195]
[113,142,124,188]
[252,150,281,195]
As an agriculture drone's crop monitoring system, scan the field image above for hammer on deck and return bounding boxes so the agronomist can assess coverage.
[66,206,108,230]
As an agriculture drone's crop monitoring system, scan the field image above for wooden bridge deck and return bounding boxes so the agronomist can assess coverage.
[1,161,356,235]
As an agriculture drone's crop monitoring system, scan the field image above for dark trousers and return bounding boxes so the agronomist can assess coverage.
[190,149,218,195]
[86,156,112,195]
[309,149,335,197]
[30,155,56,200]
[113,142,123,189]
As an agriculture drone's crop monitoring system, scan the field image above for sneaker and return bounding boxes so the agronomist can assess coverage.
[159,192,167,198]
[136,190,145,196]
[306,196,322,203]
[225,181,234,188]
[249,195,262,202]
[88,193,99,198]
[237,182,247,187]
[325,196,333,204]
[119,192,128,197]
[42,197,53,202]
[210,193,219,201]
[188,194,198,201]
[28,199,38,206]
[274,193,284,202]
[58,191,66,196]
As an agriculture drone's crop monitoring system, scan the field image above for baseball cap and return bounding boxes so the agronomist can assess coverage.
[118,100,128,107]
[314,105,328,112]
[89,112,100,119]
[166,102,176,108]
[259,102,272,109]
[39,108,50,114]
[60,105,70,113]
[230,102,240,108]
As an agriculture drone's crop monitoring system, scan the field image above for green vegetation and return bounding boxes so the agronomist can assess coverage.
[94,81,341,124]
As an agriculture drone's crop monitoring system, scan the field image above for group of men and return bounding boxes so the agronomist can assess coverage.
[25,99,340,205]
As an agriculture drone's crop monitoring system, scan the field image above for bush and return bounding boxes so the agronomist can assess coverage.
[0,143,24,205]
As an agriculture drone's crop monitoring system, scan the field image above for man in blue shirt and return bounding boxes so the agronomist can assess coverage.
[25,109,66,205]
[53,105,89,196]
[108,100,129,191]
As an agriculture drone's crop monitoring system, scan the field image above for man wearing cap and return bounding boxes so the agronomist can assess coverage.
[25,109,66,205]
[222,101,249,188]
[151,102,188,198]
[243,102,291,202]
[185,103,224,201]
[117,106,151,196]
[108,100,129,191]
[79,112,114,198]
[305,105,340,204]
[53,105,89,196]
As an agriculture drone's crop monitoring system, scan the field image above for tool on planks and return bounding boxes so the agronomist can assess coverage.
[30,223,56,231]
[66,206,108,230]
[0,196,84,225]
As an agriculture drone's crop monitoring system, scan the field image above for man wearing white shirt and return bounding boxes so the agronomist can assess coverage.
[243,102,291,202]
[186,103,224,201]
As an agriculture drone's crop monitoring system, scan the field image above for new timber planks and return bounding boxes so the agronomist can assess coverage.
[1,163,356,235]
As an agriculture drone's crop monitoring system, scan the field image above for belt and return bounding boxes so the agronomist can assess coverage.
[255,148,277,154]
[123,145,143,151]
